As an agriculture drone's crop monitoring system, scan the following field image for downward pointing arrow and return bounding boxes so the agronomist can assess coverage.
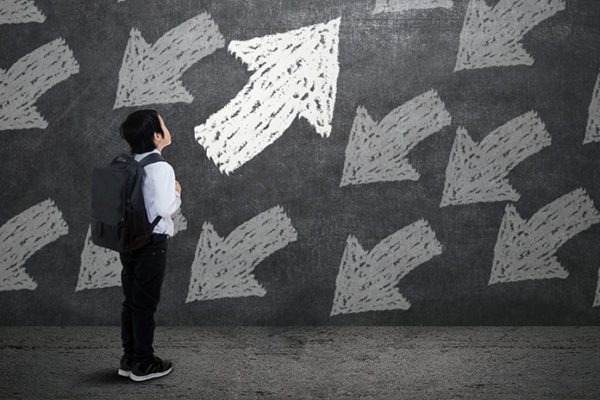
[0,198,69,291]
[372,0,453,14]
[455,0,565,71]
[113,12,225,109]
[186,206,297,302]
[341,89,451,186]
[330,219,443,315]
[0,0,45,24]
[584,70,600,144]
[441,111,551,207]
[0,38,79,131]
[194,17,341,175]
[490,188,600,284]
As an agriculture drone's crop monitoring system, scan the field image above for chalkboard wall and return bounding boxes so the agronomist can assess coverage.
[1,0,600,325]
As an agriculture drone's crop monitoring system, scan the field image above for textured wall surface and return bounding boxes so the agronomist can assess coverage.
[1,0,600,325]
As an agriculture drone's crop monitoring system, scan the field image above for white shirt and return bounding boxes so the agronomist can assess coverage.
[133,149,181,237]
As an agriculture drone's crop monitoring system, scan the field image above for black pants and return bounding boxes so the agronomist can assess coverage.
[119,233,169,362]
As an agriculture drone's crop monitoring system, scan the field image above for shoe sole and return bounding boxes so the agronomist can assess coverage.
[129,366,173,382]
[118,369,131,377]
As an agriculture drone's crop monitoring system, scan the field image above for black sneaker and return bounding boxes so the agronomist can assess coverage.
[118,355,134,377]
[129,355,173,382]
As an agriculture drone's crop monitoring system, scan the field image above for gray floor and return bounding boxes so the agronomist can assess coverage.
[0,326,599,399]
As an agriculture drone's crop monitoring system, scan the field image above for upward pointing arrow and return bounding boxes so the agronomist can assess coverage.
[441,111,552,207]
[0,0,45,24]
[455,0,565,71]
[113,12,225,109]
[0,38,79,131]
[194,17,341,175]
[490,188,600,284]
[186,206,297,302]
[331,219,443,315]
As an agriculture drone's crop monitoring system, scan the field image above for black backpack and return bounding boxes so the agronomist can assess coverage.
[91,152,165,253]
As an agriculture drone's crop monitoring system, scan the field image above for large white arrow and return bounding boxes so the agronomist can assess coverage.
[330,219,443,315]
[372,0,453,14]
[584,70,600,144]
[455,0,565,71]
[0,38,79,131]
[340,89,451,187]
[113,12,225,109]
[0,0,45,24]
[490,188,600,284]
[186,206,297,302]
[0,198,69,291]
[194,17,341,175]
[441,111,551,207]
[75,209,187,291]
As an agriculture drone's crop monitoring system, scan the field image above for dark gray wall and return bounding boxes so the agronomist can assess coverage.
[1,0,600,325]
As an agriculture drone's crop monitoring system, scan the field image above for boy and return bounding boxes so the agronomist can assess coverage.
[117,109,182,381]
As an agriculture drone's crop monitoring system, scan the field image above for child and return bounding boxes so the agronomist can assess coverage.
[117,109,182,381]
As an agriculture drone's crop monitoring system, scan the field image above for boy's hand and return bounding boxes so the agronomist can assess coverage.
[175,180,182,194]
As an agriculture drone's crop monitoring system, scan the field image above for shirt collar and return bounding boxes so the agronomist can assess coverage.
[134,148,161,161]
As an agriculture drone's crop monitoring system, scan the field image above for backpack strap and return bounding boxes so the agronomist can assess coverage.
[137,152,167,229]
[138,152,165,167]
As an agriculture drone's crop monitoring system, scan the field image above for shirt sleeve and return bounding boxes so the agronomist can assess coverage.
[151,163,181,218]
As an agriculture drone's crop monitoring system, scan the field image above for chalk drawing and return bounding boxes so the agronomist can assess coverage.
[113,12,225,108]
[584,70,600,144]
[490,188,600,284]
[194,17,341,175]
[0,0,45,24]
[76,209,187,291]
[330,219,443,315]
[186,206,297,302]
[0,198,68,291]
[0,38,79,131]
[441,111,551,207]
[455,0,565,71]
[340,89,451,187]
[372,0,453,14]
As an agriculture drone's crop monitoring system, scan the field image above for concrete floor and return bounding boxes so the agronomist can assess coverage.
[0,326,599,399]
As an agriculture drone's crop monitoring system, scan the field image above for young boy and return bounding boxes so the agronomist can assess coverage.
[117,109,182,382]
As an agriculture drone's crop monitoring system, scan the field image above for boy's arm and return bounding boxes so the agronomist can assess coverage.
[152,163,181,218]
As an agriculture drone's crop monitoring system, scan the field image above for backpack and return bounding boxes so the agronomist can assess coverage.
[91,152,165,253]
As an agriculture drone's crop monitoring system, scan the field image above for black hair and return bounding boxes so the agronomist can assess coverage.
[119,109,164,155]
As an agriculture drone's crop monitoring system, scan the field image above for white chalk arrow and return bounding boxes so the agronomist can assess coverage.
[0,0,45,24]
[594,266,600,307]
[441,111,551,207]
[0,198,69,291]
[194,17,341,175]
[341,89,451,186]
[455,0,565,71]
[113,12,225,109]
[186,206,297,302]
[490,188,600,284]
[372,0,453,14]
[0,38,79,131]
[584,70,600,144]
[76,209,187,291]
[330,219,443,315]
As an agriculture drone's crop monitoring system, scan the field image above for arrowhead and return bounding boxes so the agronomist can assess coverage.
[441,127,519,207]
[455,0,565,71]
[490,203,569,284]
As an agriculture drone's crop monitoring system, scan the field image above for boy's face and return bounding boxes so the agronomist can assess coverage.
[153,114,172,150]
